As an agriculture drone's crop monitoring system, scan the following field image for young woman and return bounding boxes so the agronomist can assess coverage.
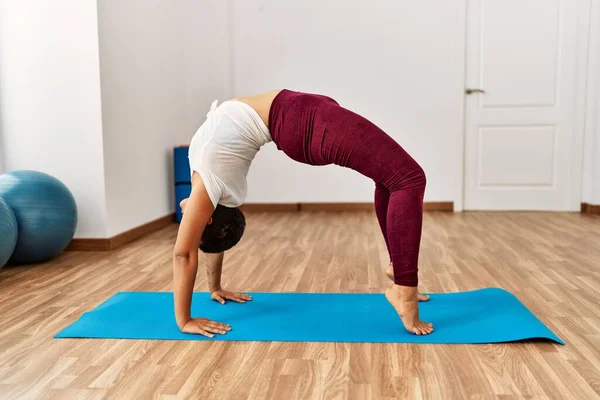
[173,89,434,338]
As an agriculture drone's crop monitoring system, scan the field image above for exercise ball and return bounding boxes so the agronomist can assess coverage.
[0,197,18,268]
[0,170,77,264]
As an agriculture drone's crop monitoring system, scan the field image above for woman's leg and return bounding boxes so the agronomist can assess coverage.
[313,102,433,335]
[384,168,426,286]
[315,104,426,285]
[377,182,431,302]
[374,182,391,259]
[268,90,432,334]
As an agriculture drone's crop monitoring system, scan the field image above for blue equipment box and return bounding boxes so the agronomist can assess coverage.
[174,146,191,222]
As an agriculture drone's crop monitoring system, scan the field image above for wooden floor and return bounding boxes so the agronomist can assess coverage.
[0,211,599,399]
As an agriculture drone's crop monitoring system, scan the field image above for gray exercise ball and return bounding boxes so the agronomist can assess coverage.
[0,197,18,268]
[0,170,77,265]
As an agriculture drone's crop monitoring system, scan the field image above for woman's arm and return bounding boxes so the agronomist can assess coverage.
[205,252,252,304]
[204,252,224,293]
[172,174,230,337]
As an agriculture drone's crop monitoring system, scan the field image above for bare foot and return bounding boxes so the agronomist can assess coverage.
[385,263,430,302]
[385,284,434,335]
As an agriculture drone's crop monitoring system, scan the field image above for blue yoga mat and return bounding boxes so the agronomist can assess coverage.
[55,288,564,344]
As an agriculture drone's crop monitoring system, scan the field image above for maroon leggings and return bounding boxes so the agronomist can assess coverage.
[269,90,425,287]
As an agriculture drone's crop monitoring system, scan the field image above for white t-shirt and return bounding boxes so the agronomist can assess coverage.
[188,100,272,208]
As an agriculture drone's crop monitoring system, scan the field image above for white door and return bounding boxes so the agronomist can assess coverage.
[464,0,587,211]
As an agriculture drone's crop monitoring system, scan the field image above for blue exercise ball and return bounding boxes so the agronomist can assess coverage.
[0,170,78,265]
[0,197,18,268]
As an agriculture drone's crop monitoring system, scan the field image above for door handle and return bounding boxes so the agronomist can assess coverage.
[465,88,486,95]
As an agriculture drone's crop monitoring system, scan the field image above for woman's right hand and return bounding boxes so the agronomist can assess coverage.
[180,318,231,338]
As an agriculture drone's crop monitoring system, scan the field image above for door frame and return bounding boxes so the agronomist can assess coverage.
[459,0,595,212]
[582,0,600,204]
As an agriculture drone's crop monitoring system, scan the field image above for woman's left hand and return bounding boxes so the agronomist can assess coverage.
[210,289,252,304]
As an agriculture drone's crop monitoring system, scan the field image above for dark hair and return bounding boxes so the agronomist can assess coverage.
[199,205,246,253]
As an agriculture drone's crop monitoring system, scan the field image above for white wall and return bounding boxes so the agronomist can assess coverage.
[183,0,232,141]
[97,0,231,237]
[97,0,185,236]
[582,0,600,205]
[592,60,600,204]
[0,0,108,238]
[232,1,466,206]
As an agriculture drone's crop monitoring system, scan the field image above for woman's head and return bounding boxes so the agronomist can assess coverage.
[200,205,246,253]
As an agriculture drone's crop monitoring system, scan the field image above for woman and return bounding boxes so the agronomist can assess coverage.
[173,89,433,337]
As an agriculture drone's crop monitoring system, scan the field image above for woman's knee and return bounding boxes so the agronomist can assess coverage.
[388,160,426,192]
[375,182,388,192]
[413,163,426,188]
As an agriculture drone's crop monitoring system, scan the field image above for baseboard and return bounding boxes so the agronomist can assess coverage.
[65,238,111,251]
[298,203,373,212]
[239,203,300,212]
[240,202,454,212]
[66,213,175,251]
[423,202,454,212]
[581,203,600,215]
